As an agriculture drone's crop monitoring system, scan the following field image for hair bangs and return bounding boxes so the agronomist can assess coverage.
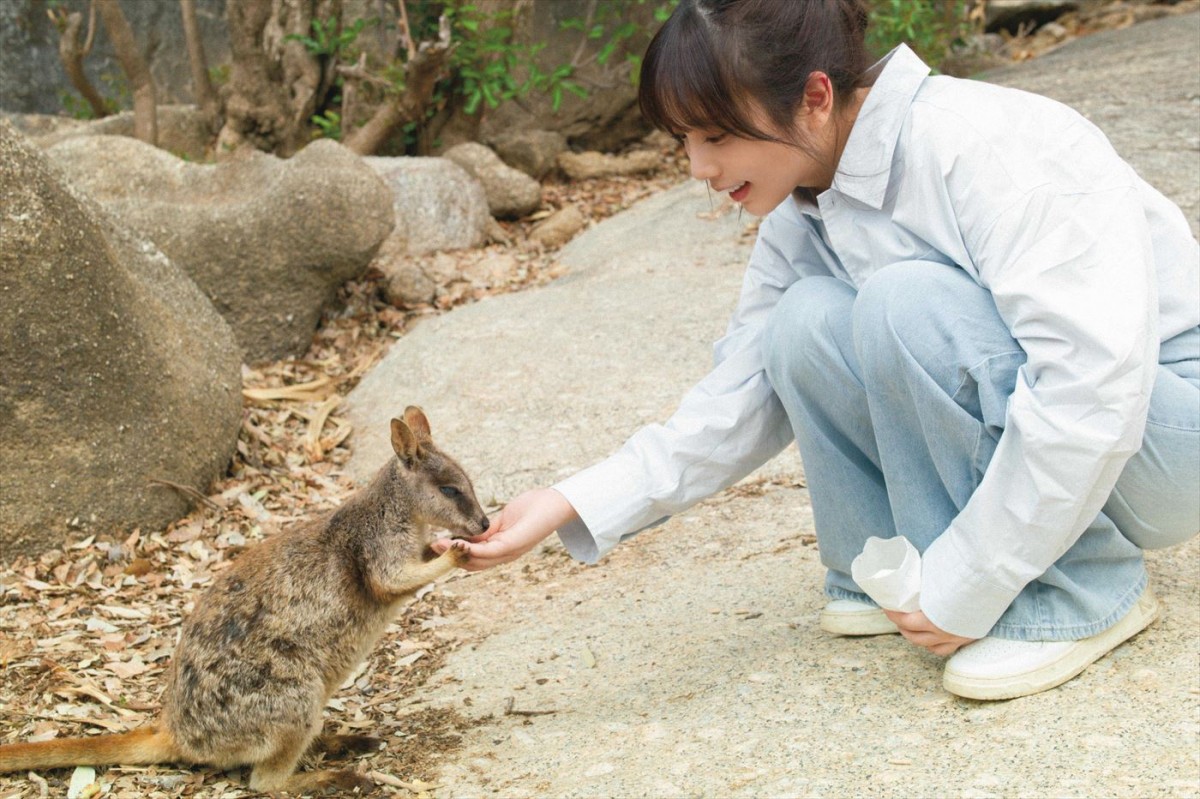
[638,4,774,141]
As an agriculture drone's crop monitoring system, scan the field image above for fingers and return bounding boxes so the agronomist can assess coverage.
[452,539,520,572]
[430,536,527,572]
[884,609,973,657]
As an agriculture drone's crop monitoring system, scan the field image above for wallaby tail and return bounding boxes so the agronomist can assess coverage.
[0,726,179,773]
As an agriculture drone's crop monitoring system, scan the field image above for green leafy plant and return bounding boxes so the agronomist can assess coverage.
[287,16,376,60]
[311,109,342,140]
[560,0,678,90]
[865,0,977,70]
[278,0,683,153]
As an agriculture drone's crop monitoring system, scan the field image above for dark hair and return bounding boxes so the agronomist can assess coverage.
[638,0,872,144]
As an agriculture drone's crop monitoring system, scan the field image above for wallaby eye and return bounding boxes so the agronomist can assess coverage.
[439,486,461,499]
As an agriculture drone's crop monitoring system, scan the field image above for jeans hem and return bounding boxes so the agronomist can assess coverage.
[825,585,882,608]
[824,573,1149,642]
[986,572,1148,642]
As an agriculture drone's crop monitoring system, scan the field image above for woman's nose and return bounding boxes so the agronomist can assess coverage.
[688,147,719,181]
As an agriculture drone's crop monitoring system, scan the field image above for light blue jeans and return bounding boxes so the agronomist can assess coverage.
[762,262,1200,641]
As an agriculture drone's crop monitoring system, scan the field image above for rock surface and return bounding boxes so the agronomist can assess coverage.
[558,149,662,180]
[365,156,491,257]
[0,121,242,557]
[30,105,215,162]
[349,14,1200,798]
[443,142,543,219]
[48,136,393,361]
[528,204,588,249]
[490,129,569,180]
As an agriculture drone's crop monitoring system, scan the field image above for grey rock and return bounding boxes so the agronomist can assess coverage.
[490,129,568,180]
[48,136,393,361]
[33,105,215,162]
[0,120,242,557]
[444,142,543,219]
[364,156,490,257]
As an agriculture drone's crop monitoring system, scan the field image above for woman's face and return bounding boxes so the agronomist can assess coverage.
[675,77,854,216]
[679,128,836,216]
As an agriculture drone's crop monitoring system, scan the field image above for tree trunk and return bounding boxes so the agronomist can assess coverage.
[179,0,220,133]
[55,5,110,119]
[95,0,156,145]
[219,0,341,158]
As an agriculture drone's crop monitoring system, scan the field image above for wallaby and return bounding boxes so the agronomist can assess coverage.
[0,407,488,795]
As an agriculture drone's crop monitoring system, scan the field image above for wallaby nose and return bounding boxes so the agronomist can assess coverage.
[479,516,490,532]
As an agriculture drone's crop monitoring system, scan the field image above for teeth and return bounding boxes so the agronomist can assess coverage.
[730,182,746,194]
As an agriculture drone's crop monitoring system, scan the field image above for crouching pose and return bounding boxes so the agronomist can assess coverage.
[435,0,1199,701]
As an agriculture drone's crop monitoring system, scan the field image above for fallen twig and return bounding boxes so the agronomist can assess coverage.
[147,478,221,511]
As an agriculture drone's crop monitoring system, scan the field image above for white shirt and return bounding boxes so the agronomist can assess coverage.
[553,45,1200,638]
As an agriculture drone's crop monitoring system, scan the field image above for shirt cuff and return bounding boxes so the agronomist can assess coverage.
[920,530,1021,639]
[551,455,665,564]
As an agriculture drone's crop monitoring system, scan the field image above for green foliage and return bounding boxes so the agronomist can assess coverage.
[864,0,977,70]
[207,63,230,90]
[440,2,546,114]
[293,0,680,151]
[311,109,342,140]
[287,16,376,60]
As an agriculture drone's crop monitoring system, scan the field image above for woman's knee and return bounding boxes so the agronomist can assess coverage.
[1107,366,1200,549]
[761,276,855,388]
[851,262,1011,381]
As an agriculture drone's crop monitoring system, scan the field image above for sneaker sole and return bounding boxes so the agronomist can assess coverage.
[942,588,1160,701]
[819,608,900,636]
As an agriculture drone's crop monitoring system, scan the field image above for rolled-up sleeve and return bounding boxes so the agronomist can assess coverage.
[921,181,1159,638]
[553,211,817,563]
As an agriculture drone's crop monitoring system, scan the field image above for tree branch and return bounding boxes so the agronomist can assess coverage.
[180,0,220,131]
[52,4,110,119]
[342,15,452,155]
[95,0,157,145]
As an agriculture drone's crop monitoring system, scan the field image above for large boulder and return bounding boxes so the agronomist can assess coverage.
[443,142,543,219]
[0,120,242,558]
[490,129,568,180]
[364,156,491,256]
[47,136,394,361]
[30,105,216,162]
[363,156,493,306]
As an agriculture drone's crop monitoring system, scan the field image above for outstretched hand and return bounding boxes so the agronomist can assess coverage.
[883,609,976,657]
[431,487,578,572]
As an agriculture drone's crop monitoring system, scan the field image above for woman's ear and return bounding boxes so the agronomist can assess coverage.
[799,71,835,121]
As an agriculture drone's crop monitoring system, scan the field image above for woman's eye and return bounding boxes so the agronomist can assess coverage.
[440,486,461,498]
[705,133,726,145]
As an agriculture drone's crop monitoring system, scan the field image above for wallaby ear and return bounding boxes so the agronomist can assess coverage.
[390,418,424,467]
[402,406,433,443]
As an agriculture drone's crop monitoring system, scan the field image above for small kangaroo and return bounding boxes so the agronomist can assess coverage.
[0,407,488,795]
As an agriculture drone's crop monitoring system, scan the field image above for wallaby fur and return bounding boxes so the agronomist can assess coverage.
[0,407,488,794]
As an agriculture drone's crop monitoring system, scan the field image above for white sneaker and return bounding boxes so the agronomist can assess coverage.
[819,599,900,636]
[943,587,1160,701]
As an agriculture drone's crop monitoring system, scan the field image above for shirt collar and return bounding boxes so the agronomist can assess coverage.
[829,44,931,210]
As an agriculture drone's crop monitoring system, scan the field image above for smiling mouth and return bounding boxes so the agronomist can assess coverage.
[727,182,750,202]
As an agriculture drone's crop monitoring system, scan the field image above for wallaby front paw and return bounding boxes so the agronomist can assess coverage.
[445,540,470,568]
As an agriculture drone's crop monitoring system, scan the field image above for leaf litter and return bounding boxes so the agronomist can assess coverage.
[0,147,690,798]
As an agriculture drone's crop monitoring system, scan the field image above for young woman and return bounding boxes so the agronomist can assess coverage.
[434,0,1200,700]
